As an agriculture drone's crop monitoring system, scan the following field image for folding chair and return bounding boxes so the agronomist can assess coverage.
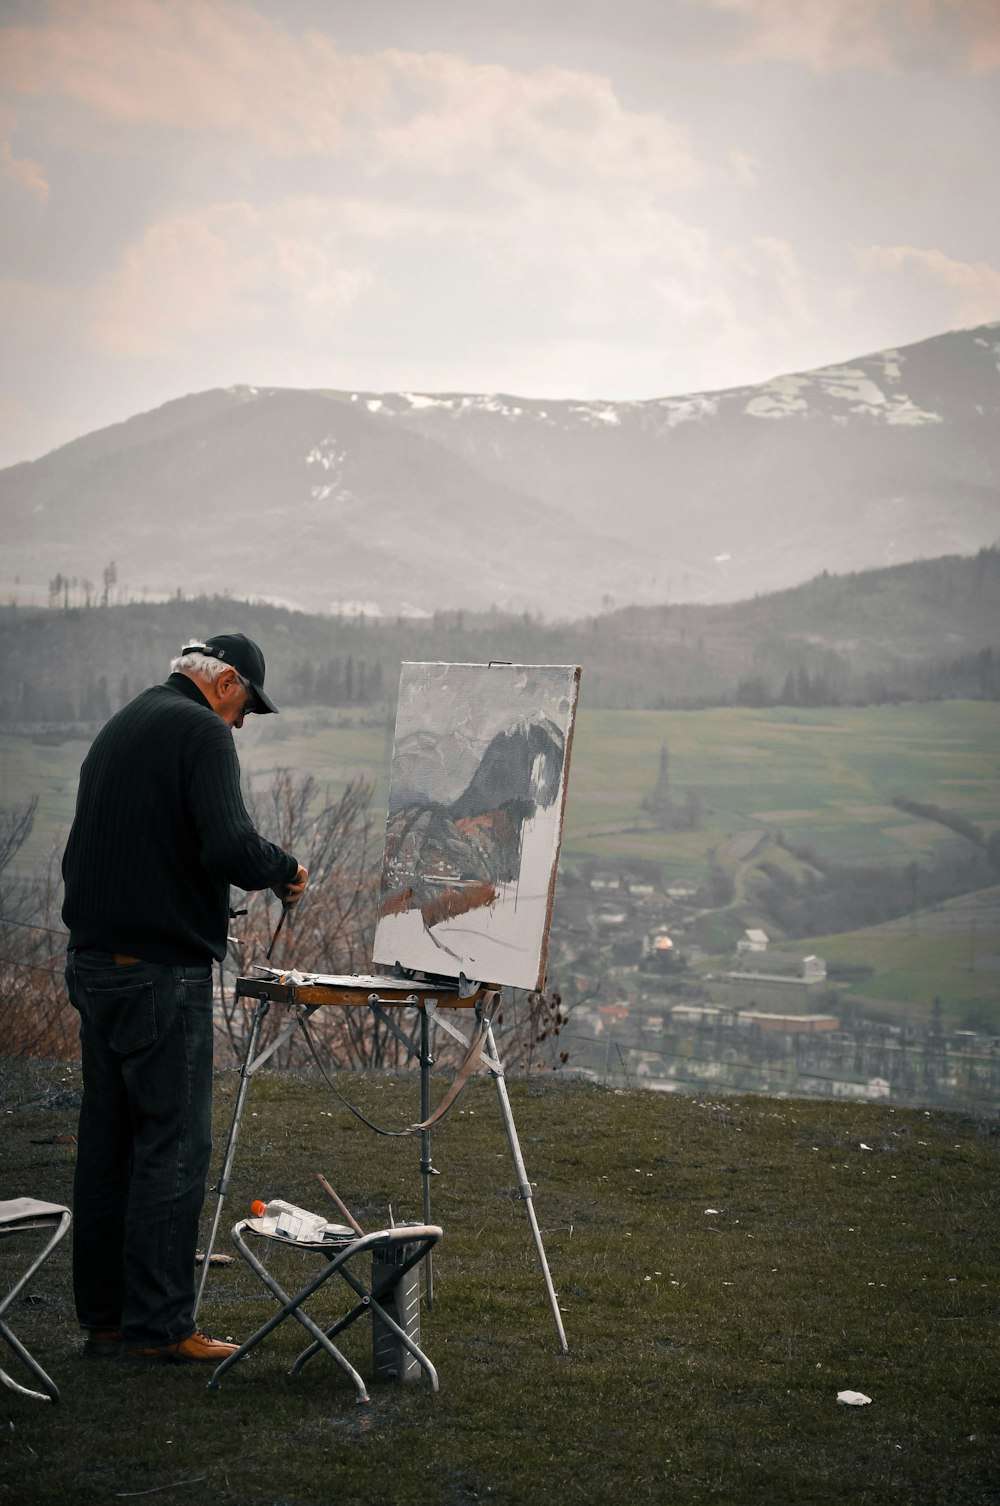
[0,1198,72,1403]
[209,1217,442,1403]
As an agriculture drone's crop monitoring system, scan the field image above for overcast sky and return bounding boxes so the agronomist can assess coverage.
[1,0,998,467]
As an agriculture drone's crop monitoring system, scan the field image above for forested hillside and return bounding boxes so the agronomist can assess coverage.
[0,548,997,725]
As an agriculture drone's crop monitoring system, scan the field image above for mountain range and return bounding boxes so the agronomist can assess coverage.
[1,322,998,618]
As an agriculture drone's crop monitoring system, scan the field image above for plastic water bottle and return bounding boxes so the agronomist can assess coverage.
[250,1198,301,1218]
[249,1198,328,1242]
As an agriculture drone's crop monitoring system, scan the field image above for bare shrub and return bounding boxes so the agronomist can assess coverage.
[217,771,394,1069]
[0,800,78,1059]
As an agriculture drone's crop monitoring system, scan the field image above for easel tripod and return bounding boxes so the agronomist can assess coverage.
[195,970,568,1355]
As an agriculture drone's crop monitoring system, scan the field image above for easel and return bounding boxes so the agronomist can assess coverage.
[197,661,580,1363]
[195,968,569,1354]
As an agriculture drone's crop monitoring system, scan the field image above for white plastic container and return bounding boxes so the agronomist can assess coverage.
[249,1198,328,1241]
[249,1199,354,1243]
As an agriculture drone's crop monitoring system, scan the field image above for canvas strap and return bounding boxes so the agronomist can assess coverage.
[294,990,499,1138]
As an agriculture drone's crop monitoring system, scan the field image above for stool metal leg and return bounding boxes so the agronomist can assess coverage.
[0,1321,60,1403]
[0,1208,72,1403]
[289,1231,440,1390]
[213,1225,442,1399]
[209,1226,370,1402]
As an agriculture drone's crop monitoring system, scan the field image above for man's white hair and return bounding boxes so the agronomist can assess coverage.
[170,645,247,687]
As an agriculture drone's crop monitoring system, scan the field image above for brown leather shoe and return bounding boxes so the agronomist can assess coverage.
[119,1330,240,1365]
[83,1328,123,1358]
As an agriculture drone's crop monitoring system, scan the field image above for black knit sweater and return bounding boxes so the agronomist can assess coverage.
[62,674,298,964]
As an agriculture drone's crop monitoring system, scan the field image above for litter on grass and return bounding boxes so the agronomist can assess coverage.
[837,1391,872,1406]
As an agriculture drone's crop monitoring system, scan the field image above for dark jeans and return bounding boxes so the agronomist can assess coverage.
[66,950,215,1346]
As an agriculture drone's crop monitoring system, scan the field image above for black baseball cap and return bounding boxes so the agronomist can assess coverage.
[182,633,278,715]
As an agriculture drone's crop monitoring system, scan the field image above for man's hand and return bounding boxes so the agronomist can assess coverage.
[274,864,308,906]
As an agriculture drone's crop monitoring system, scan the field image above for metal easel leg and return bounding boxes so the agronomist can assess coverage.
[194,995,270,1319]
[419,1005,435,1308]
[365,997,436,1306]
[485,1021,569,1355]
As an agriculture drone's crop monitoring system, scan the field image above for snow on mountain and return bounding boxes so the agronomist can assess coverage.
[1,323,997,618]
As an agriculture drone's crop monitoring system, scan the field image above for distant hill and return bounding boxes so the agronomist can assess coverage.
[1,324,997,618]
[0,549,996,724]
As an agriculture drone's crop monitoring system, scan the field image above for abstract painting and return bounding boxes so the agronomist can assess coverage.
[372,662,581,990]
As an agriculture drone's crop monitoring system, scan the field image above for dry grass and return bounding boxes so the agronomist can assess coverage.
[1,1059,998,1506]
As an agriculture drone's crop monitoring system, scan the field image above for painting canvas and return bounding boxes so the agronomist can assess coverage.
[372,662,581,991]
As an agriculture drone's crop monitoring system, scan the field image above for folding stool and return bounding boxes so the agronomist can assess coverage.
[209,1218,442,1403]
[0,1198,72,1403]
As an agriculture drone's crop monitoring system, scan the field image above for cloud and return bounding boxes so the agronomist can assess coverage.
[0,139,49,199]
[88,199,372,356]
[368,54,700,198]
[728,148,759,186]
[0,276,75,340]
[723,235,816,331]
[706,0,1000,73]
[78,188,711,360]
[59,169,820,404]
[0,1,710,370]
[0,0,702,194]
[0,103,48,198]
[393,195,819,391]
[853,243,1000,325]
[2,0,991,434]
[0,0,367,151]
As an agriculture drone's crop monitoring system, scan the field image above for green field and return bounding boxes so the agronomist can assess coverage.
[0,708,392,872]
[4,702,998,1023]
[774,886,1000,1026]
[0,732,93,870]
[6,701,997,874]
[563,701,1000,872]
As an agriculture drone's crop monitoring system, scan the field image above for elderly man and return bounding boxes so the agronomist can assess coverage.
[62,633,307,1364]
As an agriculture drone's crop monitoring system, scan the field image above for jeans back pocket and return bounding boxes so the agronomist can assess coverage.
[87,977,158,1055]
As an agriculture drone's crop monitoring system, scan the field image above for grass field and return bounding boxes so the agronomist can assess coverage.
[0,708,391,873]
[3,700,998,1027]
[774,886,1000,1026]
[5,701,998,877]
[0,733,93,871]
[563,701,1000,874]
[1,1061,997,1506]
